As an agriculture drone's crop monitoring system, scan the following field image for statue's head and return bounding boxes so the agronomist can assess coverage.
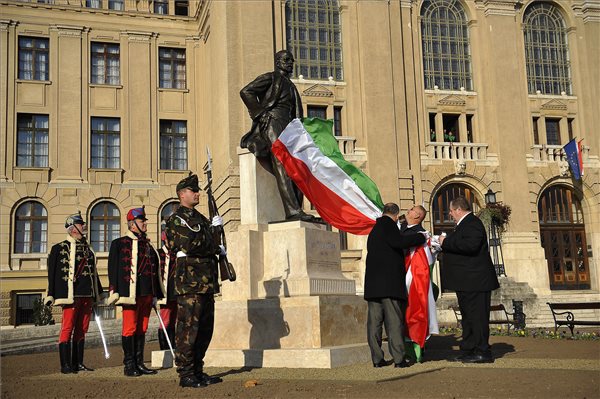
[275,50,295,74]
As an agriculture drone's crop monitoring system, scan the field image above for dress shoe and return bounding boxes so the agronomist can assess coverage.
[179,376,207,388]
[373,359,388,368]
[394,358,413,368]
[197,372,223,385]
[447,352,473,362]
[460,353,494,364]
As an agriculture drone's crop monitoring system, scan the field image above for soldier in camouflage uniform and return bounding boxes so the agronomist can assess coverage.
[165,174,225,388]
[45,212,103,374]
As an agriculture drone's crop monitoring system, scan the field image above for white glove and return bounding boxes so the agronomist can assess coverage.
[219,244,227,256]
[418,230,431,239]
[211,215,223,227]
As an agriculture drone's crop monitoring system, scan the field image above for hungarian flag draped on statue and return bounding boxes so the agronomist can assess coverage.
[271,117,384,235]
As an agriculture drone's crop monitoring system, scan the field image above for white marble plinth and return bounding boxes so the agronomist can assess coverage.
[152,343,374,369]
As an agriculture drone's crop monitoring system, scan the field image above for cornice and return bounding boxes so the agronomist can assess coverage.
[0,19,18,31]
[572,1,600,23]
[120,30,156,42]
[475,0,523,17]
[303,84,334,98]
[49,24,89,36]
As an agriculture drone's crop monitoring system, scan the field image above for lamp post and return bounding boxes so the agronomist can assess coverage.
[485,189,507,277]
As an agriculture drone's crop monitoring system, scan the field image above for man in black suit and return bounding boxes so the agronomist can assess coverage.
[240,50,313,222]
[439,196,499,363]
[399,205,427,234]
[364,203,426,368]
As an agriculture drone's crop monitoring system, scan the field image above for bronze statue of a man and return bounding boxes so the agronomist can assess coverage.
[240,50,314,222]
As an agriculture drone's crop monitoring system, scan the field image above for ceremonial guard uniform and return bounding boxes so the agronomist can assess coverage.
[108,207,165,377]
[165,174,223,388]
[45,212,103,374]
[157,229,178,350]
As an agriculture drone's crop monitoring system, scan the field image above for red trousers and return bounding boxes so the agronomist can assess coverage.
[59,297,93,343]
[159,300,177,329]
[121,295,153,337]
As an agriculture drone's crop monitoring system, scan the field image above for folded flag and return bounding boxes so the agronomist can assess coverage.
[563,139,584,180]
[404,238,439,362]
[272,118,384,235]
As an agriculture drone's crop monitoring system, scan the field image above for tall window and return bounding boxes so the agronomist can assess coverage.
[91,43,120,85]
[91,117,120,168]
[90,202,120,252]
[174,0,188,15]
[307,105,327,119]
[14,201,47,254]
[17,114,49,167]
[159,48,186,89]
[108,0,123,10]
[154,0,168,14]
[285,0,343,81]
[524,3,571,95]
[545,118,561,145]
[160,120,187,170]
[86,0,101,8]
[420,0,472,91]
[18,37,49,81]
[432,184,480,236]
[333,106,342,136]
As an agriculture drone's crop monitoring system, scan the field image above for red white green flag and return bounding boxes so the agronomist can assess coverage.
[271,117,384,235]
[404,239,439,361]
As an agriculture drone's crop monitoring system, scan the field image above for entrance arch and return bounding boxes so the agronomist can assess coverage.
[538,185,590,290]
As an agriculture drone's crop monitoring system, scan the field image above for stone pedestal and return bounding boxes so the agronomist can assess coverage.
[502,232,551,296]
[152,151,366,369]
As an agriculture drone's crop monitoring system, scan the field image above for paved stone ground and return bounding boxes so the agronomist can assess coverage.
[1,333,599,399]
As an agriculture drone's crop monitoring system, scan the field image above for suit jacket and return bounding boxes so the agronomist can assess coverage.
[440,213,500,292]
[364,216,426,300]
[239,70,303,158]
[400,222,425,233]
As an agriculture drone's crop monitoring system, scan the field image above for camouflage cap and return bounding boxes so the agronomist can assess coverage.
[176,174,200,192]
[65,211,85,228]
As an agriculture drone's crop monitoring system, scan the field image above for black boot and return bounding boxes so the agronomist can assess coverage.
[194,362,222,385]
[73,340,94,371]
[59,342,74,374]
[135,335,157,375]
[122,336,141,377]
[158,329,168,351]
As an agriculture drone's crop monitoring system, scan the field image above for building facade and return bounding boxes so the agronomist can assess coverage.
[1,0,598,326]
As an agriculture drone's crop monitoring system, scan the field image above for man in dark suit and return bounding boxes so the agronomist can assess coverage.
[399,205,427,234]
[240,50,313,222]
[439,196,499,363]
[364,203,426,368]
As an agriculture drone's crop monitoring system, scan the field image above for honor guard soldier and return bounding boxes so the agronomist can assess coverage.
[165,174,224,388]
[157,227,177,350]
[45,212,103,374]
[107,206,165,377]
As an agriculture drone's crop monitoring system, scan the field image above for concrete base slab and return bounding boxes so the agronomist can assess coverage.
[152,343,374,369]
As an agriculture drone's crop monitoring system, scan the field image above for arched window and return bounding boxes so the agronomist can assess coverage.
[285,0,343,81]
[431,183,481,235]
[538,185,589,289]
[523,3,572,95]
[421,0,472,91]
[90,202,120,252]
[159,201,179,246]
[14,201,47,253]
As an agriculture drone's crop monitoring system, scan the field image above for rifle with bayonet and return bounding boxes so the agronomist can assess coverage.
[204,147,236,282]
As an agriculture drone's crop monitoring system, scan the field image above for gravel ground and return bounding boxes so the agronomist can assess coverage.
[2,333,599,399]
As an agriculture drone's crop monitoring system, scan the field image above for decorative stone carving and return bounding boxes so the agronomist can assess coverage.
[541,99,568,111]
[455,160,467,176]
[438,94,466,107]
[302,84,334,98]
[558,160,570,177]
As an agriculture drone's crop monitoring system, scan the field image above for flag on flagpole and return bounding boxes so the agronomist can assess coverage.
[404,238,439,362]
[272,118,384,235]
[563,139,583,180]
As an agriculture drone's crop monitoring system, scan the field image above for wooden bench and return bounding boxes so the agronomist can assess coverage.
[547,302,600,336]
[450,304,515,332]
